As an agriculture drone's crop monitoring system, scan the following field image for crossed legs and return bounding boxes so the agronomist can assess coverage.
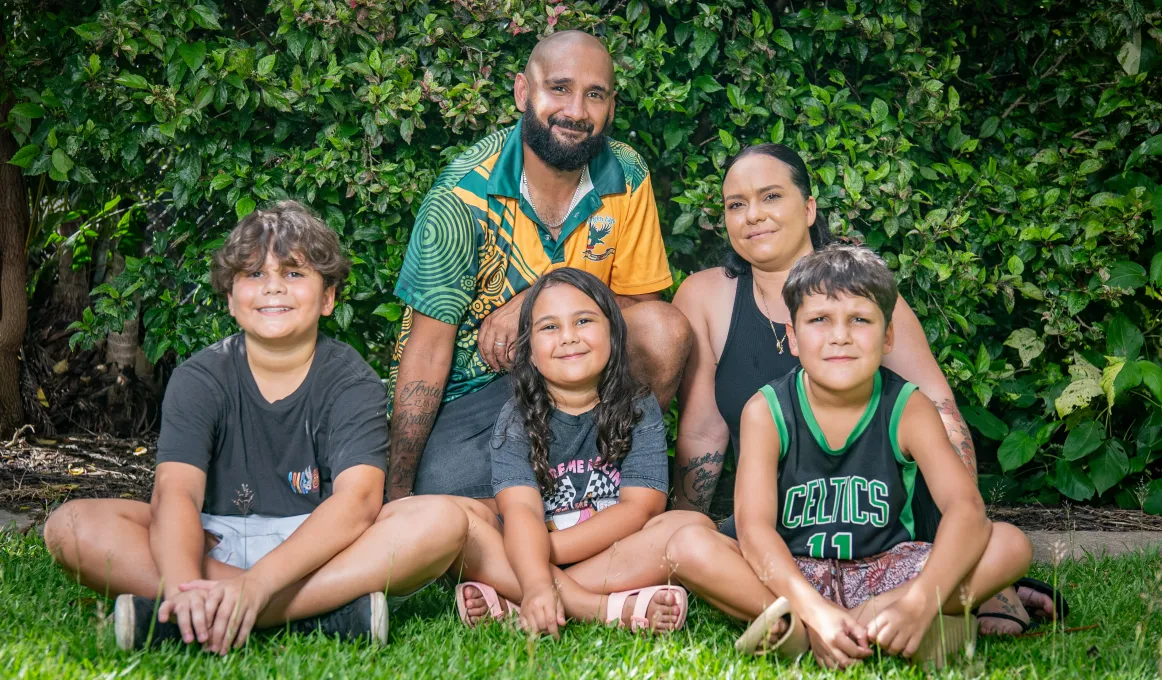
[44,495,470,628]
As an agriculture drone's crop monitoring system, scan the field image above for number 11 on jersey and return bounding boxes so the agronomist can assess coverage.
[806,532,853,559]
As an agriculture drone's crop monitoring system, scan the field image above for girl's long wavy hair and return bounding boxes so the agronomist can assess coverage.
[509,267,649,493]
[721,144,835,278]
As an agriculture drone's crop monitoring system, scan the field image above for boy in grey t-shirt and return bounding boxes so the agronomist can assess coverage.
[44,201,476,653]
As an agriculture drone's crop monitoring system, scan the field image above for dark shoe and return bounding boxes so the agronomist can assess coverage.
[288,592,388,645]
[114,594,183,650]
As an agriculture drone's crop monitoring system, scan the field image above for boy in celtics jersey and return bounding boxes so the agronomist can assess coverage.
[663,244,1033,669]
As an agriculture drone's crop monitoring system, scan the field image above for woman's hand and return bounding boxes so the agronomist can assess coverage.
[802,601,872,669]
[518,583,566,640]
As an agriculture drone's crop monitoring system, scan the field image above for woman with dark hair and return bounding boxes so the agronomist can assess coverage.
[670,144,1059,636]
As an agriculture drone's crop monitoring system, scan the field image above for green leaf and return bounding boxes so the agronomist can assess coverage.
[210,173,233,190]
[51,149,74,174]
[178,42,207,71]
[1062,420,1105,461]
[1144,479,1162,515]
[980,116,1000,139]
[1053,458,1095,502]
[870,98,888,123]
[1113,359,1142,399]
[1139,361,1162,403]
[1079,158,1102,175]
[72,166,97,184]
[333,302,354,329]
[718,128,735,150]
[1150,252,1162,285]
[769,119,785,145]
[1089,440,1129,495]
[10,102,44,119]
[144,336,172,365]
[400,117,415,144]
[191,4,222,30]
[1106,314,1144,359]
[115,73,149,90]
[235,196,256,219]
[257,54,276,76]
[8,144,40,169]
[772,29,794,51]
[960,404,1009,440]
[1117,28,1142,76]
[1004,328,1044,367]
[1054,378,1102,418]
[1126,133,1162,170]
[997,430,1038,472]
[373,302,402,322]
[72,23,104,41]
[1006,255,1023,276]
[1105,261,1147,290]
[1100,357,1125,409]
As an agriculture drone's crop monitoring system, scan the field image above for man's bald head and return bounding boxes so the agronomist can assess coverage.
[525,31,614,87]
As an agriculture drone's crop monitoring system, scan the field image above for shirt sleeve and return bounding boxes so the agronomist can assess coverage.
[323,378,390,477]
[490,400,540,494]
[393,185,479,325]
[609,172,673,296]
[156,365,221,472]
[617,397,670,493]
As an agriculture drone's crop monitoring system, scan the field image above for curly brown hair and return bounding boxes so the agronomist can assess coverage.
[210,200,350,295]
[508,268,649,493]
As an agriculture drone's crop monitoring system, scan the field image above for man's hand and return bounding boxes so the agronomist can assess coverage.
[477,290,526,372]
[518,583,565,640]
[180,575,272,655]
[866,588,939,658]
[157,588,212,645]
[802,600,872,669]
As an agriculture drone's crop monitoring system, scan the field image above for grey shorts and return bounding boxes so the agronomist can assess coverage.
[414,375,511,499]
[202,513,309,570]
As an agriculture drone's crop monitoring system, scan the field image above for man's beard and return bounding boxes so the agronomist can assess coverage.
[521,105,608,172]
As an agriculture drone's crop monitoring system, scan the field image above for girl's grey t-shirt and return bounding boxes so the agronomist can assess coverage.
[490,396,669,530]
[156,333,389,517]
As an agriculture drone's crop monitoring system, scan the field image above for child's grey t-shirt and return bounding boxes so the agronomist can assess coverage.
[490,396,669,529]
[156,333,388,517]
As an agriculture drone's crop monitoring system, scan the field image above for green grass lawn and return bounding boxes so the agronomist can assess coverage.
[1,530,1159,679]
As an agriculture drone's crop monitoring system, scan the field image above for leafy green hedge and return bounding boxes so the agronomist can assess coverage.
[4,0,1162,510]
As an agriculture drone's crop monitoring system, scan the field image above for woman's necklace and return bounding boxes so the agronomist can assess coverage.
[754,279,787,354]
[522,167,587,230]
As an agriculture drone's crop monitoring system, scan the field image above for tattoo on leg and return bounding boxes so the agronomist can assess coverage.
[936,398,978,481]
[676,450,724,512]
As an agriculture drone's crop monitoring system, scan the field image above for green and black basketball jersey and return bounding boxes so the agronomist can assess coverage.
[762,366,922,560]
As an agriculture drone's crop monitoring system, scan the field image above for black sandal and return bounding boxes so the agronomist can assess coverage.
[1015,577,1070,622]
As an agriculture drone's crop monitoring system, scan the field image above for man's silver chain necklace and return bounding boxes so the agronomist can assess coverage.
[522,167,587,230]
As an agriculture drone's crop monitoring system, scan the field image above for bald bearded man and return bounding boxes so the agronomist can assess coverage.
[387,31,691,507]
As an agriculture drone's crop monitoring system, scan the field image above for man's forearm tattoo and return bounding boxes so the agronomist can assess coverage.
[676,450,725,512]
[937,398,978,481]
[389,379,443,494]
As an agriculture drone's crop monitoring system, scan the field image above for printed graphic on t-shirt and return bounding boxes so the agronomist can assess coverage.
[781,475,891,530]
[543,457,621,531]
[583,215,617,262]
[288,464,320,494]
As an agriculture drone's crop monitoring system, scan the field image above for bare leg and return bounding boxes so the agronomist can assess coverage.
[450,498,524,625]
[665,523,784,621]
[43,499,241,597]
[255,496,469,626]
[623,301,693,407]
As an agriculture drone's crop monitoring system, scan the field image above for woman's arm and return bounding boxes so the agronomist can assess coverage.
[496,486,565,637]
[882,297,977,479]
[547,488,665,564]
[672,277,731,512]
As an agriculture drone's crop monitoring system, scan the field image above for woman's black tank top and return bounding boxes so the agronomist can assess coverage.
[713,270,800,456]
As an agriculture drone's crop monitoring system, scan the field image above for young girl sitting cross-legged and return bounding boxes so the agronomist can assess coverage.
[664,245,1034,669]
[453,267,713,637]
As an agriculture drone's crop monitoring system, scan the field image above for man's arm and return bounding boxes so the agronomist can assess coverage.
[389,310,457,500]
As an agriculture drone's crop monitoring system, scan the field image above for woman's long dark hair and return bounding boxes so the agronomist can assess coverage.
[508,267,649,493]
[721,144,835,278]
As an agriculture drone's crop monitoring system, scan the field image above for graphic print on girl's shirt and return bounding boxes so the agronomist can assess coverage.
[543,457,623,530]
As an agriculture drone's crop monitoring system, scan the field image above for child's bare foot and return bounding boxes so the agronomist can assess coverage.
[617,589,683,633]
[456,582,516,627]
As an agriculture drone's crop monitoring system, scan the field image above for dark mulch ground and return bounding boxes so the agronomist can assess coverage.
[3,435,1162,532]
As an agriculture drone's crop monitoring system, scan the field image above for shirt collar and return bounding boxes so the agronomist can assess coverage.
[487,119,627,199]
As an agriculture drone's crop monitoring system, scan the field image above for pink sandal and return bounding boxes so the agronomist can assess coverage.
[455,582,519,627]
[604,585,688,634]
